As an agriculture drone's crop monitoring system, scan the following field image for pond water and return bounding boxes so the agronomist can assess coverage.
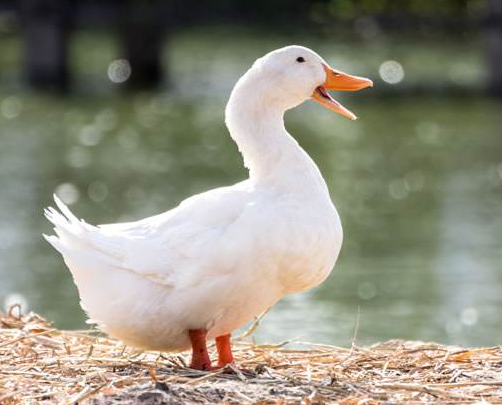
[0,29,501,347]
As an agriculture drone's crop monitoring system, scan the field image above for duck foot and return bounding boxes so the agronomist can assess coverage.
[215,333,234,368]
[188,329,212,370]
[188,330,236,371]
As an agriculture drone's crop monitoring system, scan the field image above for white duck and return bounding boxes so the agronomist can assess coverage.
[44,45,372,370]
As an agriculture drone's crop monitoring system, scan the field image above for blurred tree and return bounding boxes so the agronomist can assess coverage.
[485,0,502,96]
[21,0,72,91]
[309,0,484,29]
[1,0,494,91]
[119,0,166,90]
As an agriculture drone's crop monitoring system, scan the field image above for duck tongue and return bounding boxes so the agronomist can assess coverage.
[313,86,357,121]
[311,64,373,120]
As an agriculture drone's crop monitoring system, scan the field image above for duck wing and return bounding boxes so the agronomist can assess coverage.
[44,184,255,288]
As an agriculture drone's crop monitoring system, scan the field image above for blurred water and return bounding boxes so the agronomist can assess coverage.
[0,30,501,347]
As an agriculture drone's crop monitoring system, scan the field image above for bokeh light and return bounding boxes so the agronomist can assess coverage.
[1,96,22,119]
[357,282,377,300]
[461,308,478,326]
[107,59,132,83]
[4,293,28,313]
[78,125,103,146]
[379,60,405,84]
[389,178,408,200]
[55,183,80,205]
[88,181,109,202]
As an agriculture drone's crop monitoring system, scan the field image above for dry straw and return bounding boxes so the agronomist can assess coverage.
[1,306,502,404]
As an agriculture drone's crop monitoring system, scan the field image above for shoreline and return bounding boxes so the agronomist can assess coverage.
[1,310,501,404]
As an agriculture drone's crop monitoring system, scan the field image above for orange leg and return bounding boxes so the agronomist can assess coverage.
[188,329,212,370]
[215,333,234,367]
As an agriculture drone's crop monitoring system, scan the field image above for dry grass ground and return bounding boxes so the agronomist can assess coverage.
[1,307,502,404]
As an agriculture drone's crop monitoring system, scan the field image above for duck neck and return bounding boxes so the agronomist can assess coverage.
[225,87,323,190]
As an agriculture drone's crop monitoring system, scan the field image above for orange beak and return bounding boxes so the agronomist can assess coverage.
[312,64,373,120]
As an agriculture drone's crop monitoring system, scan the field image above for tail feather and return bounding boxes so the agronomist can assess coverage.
[44,207,78,234]
[43,233,66,254]
[43,195,124,265]
[44,199,88,253]
[54,194,80,224]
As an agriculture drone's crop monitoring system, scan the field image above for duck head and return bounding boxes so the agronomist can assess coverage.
[230,45,372,120]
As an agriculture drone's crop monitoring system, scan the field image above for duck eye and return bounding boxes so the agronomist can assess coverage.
[296,57,305,63]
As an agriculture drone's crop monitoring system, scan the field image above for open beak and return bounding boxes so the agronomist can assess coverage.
[312,64,373,120]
